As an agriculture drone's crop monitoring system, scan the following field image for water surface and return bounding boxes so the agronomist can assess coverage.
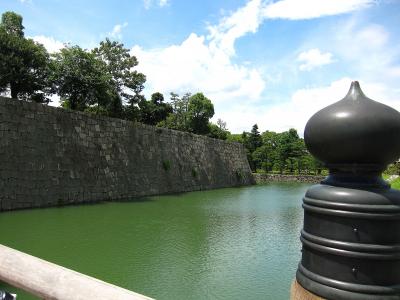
[0,183,309,299]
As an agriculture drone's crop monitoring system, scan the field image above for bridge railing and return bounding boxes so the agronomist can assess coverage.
[0,244,154,300]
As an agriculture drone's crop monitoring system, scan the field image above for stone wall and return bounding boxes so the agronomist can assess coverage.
[253,173,326,184]
[0,97,254,211]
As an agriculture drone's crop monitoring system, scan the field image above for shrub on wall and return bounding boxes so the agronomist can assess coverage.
[235,170,243,180]
[191,168,198,178]
[162,159,171,171]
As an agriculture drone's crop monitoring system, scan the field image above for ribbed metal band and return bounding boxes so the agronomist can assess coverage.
[297,265,400,300]
[301,230,400,253]
[301,235,400,260]
[302,203,400,220]
[304,197,400,213]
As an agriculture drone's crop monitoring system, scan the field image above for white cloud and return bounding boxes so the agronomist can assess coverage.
[144,0,170,9]
[221,78,400,134]
[207,0,265,56]
[131,0,383,133]
[206,0,369,57]
[143,0,151,9]
[332,21,394,79]
[109,22,128,39]
[297,48,334,71]
[226,17,400,134]
[131,33,265,104]
[31,35,64,53]
[132,0,268,104]
[263,0,374,20]
[159,0,169,7]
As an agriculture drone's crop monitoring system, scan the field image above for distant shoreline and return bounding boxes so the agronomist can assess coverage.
[253,173,326,184]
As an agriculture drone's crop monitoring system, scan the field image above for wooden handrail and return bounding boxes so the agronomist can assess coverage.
[0,244,154,300]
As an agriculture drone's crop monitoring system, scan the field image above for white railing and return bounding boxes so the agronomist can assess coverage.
[0,244,154,300]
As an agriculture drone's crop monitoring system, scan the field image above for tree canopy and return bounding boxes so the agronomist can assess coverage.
[0,11,51,102]
[229,126,326,174]
[92,38,146,106]
[139,92,173,125]
[1,11,24,37]
[187,93,215,134]
[51,46,111,110]
[158,92,219,136]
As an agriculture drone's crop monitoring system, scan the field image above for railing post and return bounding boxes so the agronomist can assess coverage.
[292,81,400,299]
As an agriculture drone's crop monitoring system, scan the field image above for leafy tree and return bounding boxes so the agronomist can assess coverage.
[1,11,24,37]
[239,124,263,171]
[248,124,262,153]
[262,131,279,149]
[276,129,302,173]
[0,11,51,102]
[187,93,214,134]
[239,125,327,174]
[151,92,163,104]
[51,46,111,110]
[92,38,146,108]
[252,146,267,171]
[226,133,243,143]
[157,92,228,139]
[240,131,256,170]
[300,153,324,175]
[159,92,191,131]
[84,105,109,116]
[208,123,229,140]
[139,92,172,125]
[386,162,400,176]
[208,118,229,140]
[106,93,124,118]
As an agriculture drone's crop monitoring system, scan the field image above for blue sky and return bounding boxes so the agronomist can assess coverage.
[2,0,400,134]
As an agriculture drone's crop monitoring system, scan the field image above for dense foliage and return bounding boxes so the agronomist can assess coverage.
[0,11,52,102]
[228,125,325,175]
[158,92,226,138]
[139,92,173,125]
[51,46,111,110]
[0,11,226,138]
[385,162,400,176]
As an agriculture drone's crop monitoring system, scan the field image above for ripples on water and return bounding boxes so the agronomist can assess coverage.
[0,183,310,300]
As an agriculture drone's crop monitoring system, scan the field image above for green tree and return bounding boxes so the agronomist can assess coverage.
[226,133,243,143]
[187,93,214,134]
[92,38,146,108]
[151,92,163,104]
[276,129,303,174]
[51,46,111,110]
[139,92,173,125]
[1,11,24,37]
[386,162,400,176]
[240,124,263,171]
[208,123,229,140]
[240,131,256,171]
[159,92,191,131]
[248,124,262,153]
[0,11,51,102]
[208,118,229,140]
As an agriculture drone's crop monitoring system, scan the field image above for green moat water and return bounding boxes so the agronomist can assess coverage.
[0,183,310,300]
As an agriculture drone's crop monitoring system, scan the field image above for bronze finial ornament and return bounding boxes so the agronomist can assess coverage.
[296,81,400,299]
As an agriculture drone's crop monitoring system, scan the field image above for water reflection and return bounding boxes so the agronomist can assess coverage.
[0,183,310,300]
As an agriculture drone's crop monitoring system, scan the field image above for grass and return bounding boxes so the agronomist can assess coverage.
[390,177,400,190]
[383,174,400,190]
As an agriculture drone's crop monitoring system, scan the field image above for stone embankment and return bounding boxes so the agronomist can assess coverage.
[253,173,326,184]
[0,97,254,211]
